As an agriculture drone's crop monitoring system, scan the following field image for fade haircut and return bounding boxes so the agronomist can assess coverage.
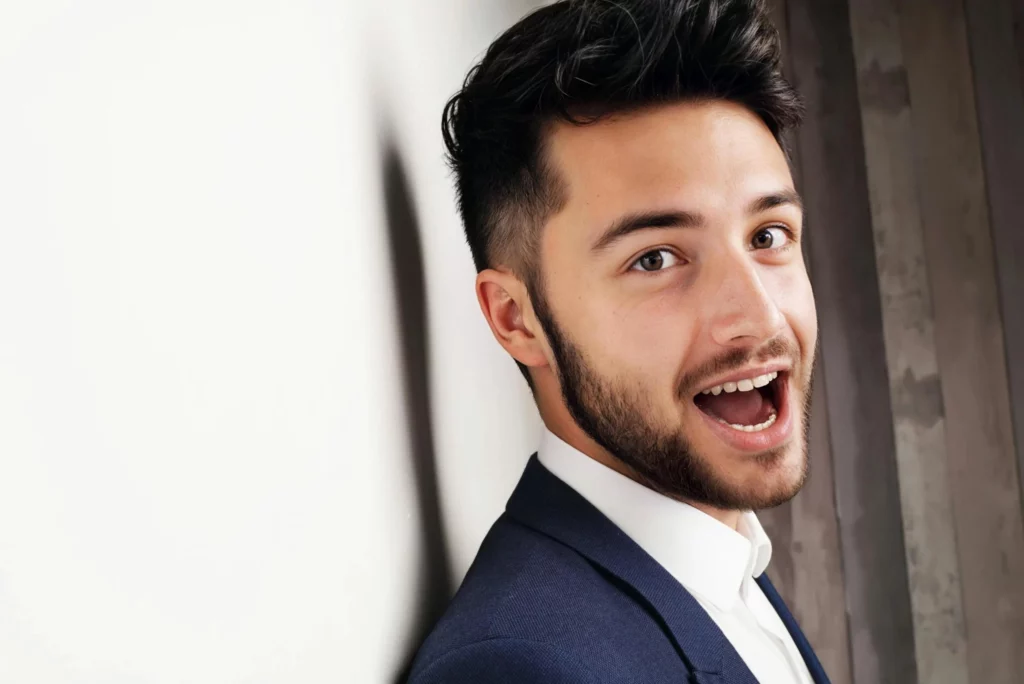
[443,0,803,384]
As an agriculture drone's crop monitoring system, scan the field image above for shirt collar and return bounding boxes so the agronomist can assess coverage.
[537,428,773,611]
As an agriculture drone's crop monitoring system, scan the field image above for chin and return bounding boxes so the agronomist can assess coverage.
[733,439,808,509]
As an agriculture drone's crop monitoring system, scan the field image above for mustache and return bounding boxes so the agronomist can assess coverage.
[678,336,801,398]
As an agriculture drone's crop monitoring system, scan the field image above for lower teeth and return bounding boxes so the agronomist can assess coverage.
[718,411,777,433]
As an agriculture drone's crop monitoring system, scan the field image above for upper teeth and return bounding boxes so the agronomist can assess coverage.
[701,371,778,396]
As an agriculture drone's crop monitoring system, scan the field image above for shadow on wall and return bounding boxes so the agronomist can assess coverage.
[380,141,453,683]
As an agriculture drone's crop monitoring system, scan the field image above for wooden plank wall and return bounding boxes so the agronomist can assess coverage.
[1016,0,1024,98]
[760,3,854,683]
[845,1,969,682]
[760,0,1024,681]
[964,0,1024,526]
[897,0,1024,680]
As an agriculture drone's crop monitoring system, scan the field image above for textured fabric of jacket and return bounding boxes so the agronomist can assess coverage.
[407,455,831,684]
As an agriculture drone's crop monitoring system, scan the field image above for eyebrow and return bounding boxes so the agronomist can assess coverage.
[591,210,705,253]
[590,189,804,253]
[747,189,804,214]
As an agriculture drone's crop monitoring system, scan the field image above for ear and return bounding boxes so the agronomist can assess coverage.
[476,269,550,371]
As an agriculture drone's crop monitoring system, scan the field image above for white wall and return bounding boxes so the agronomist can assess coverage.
[0,0,541,681]
[368,0,545,584]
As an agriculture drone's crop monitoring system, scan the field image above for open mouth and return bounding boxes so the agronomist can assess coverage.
[692,371,786,433]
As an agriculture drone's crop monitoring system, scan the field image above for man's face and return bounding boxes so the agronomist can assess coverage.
[534,100,817,510]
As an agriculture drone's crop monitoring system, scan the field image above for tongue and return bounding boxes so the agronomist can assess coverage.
[695,389,770,426]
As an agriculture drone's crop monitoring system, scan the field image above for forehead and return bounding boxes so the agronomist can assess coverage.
[544,100,793,222]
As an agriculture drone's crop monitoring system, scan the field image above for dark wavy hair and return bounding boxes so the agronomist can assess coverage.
[443,0,803,383]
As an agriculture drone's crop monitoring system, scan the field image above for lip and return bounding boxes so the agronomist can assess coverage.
[693,371,794,453]
[693,362,793,396]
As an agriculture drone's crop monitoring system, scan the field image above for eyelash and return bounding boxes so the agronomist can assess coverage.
[627,224,799,273]
[629,248,683,273]
[756,224,798,251]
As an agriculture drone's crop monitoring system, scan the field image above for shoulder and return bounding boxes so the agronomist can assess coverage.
[408,637,600,684]
[409,514,685,682]
[409,516,630,679]
[424,514,623,643]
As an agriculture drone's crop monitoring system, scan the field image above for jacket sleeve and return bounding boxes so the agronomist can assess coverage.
[408,637,599,684]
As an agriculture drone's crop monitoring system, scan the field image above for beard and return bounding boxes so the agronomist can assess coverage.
[531,284,812,511]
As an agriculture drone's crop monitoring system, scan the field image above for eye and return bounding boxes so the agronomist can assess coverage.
[630,249,680,272]
[752,226,791,250]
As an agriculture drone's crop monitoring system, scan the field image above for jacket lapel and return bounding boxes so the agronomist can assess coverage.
[756,574,832,684]
[505,455,758,683]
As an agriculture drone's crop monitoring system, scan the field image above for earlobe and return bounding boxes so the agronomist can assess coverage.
[476,269,550,370]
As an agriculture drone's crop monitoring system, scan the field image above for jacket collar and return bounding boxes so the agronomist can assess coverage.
[757,574,831,684]
[538,427,771,613]
[504,454,757,680]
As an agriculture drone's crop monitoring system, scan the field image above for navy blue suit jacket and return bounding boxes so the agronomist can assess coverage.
[408,455,831,684]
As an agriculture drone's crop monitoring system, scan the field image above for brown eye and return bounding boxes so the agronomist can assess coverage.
[630,249,680,272]
[752,227,788,250]
[639,251,663,270]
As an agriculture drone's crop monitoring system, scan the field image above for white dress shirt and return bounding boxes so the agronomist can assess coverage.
[538,428,814,684]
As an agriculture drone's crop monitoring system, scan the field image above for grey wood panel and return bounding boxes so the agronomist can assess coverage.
[1015,0,1024,96]
[759,5,853,684]
[760,0,802,610]
[791,371,854,684]
[897,0,1024,680]
[765,0,800,177]
[784,0,917,681]
[964,0,1024,524]
[846,2,970,681]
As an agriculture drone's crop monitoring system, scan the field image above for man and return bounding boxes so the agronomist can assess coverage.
[409,0,827,682]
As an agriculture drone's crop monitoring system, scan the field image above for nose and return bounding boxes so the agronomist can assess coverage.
[706,253,786,348]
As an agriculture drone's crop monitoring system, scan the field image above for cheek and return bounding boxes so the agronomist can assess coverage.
[579,289,698,382]
[772,267,817,352]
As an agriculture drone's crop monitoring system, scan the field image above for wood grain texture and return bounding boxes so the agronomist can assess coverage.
[1014,0,1024,96]
[758,4,853,684]
[784,0,917,681]
[897,0,1024,680]
[964,0,1024,524]
[759,0,801,610]
[790,371,854,684]
[845,1,969,681]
